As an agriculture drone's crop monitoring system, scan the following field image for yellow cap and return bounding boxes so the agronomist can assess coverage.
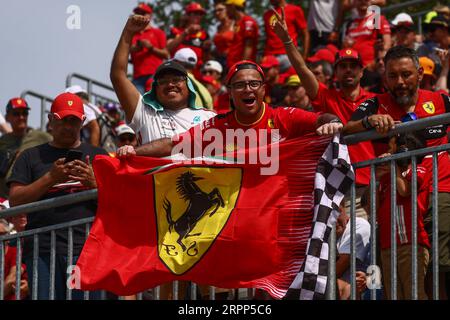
[419,56,435,77]
[225,0,246,7]
[285,75,301,86]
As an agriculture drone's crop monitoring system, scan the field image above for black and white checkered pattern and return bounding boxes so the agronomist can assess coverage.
[284,134,354,300]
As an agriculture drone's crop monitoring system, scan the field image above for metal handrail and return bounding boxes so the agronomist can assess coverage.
[343,113,450,145]
[0,189,97,219]
[380,0,428,13]
[66,73,119,105]
[20,90,54,131]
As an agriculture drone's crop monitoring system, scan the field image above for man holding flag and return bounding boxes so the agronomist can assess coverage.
[75,62,352,300]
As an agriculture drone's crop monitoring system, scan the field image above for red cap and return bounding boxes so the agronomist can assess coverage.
[259,55,280,69]
[185,2,206,14]
[225,60,265,85]
[6,97,30,113]
[334,49,363,67]
[326,44,339,56]
[201,75,221,90]
[50,93,85,121]
[133,3,153,14]
[307,48,335,64]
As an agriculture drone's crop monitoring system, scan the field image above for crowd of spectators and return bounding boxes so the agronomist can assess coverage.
[1,0,450,300]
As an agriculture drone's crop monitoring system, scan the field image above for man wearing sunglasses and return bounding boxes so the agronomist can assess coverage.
[0,98,51,198]
[344,46,450,299]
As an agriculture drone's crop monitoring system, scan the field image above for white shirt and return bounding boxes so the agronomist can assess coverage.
[129,96,216,145]
[307,0,339,33]
[337,217,371,263]
[83,103,101,126]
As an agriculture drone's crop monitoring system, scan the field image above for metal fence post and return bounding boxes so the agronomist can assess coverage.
[326,223,337,300]
[390,160,397,300]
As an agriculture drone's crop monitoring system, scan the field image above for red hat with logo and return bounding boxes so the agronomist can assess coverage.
[334,48,363,67]
[259,55,280,69]
[133,3,153,15]
[307,48,335,64]
[6,97,30,113]
[50,93,85,121]
[225,60,265,85]
[185,2,206,14]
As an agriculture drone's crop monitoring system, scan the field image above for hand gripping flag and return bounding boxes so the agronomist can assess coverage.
[75,133,354,299]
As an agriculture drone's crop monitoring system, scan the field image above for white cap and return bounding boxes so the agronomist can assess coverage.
[391,13,414,26]
[173,48,198,67]
[203,60,223,74]
[116,124,135,136]
[65,85,87,94]
[0,199,9,209]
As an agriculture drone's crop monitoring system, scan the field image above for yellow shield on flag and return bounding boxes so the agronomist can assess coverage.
[153,167,242,275]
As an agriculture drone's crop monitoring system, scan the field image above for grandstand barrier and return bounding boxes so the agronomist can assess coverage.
[20,91,54,131]
[1,114,450,300]
[66,73,119,106]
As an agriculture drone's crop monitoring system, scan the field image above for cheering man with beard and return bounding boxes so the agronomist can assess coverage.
[344,45,450,299]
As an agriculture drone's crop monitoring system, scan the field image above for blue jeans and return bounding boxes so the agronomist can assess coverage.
[132,75,152,95]
[24,254,101,300]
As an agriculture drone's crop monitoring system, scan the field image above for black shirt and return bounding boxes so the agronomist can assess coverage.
[8,142,108,257]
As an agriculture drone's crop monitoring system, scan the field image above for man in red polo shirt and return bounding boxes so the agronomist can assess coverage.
[271,8,376,218]
[225,0,259,68]
[117,60,343,159]
[344,46,450,299]
[130,3,169,94]
[263,0,309,73]
[167,2,210,67]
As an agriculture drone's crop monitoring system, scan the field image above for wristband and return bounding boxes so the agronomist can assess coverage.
[361,116,373,129]
[284,39,293,46]
[329,118,342,124]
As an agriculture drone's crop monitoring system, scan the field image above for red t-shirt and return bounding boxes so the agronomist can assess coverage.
[344,14,391,66]
[312,83,376,185]
[378,165,431,250]
[227,15,259,68]
[351,90,450,192]
[213,30,234,55]
[131,27,167,79]
[169,27,209,66]
[263,4,307,56]
[173,104,319,155]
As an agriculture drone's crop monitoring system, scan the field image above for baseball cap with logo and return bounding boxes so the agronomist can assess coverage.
[260,55,280,69]
[203,60,223,74]
[174,48,198,67]
[429,14,450,31]
[133,3,153,15]
[334,49,363,67]
[419,56,436,77]
[6,97,30,113]
[50,93,85,121]
[185,2,206,14]
[225,0,246,7]
[154,60,188,80]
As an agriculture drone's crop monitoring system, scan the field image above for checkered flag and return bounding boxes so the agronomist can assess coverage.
[284,133,354,300]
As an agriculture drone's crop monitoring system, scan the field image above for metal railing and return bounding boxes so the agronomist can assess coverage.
[66,73,119,106]
[0,189,252,300]
[19,91,54,131]
[328,113,450,300]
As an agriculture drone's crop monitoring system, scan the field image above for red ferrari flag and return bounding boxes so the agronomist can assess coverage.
[75,134,353,299]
